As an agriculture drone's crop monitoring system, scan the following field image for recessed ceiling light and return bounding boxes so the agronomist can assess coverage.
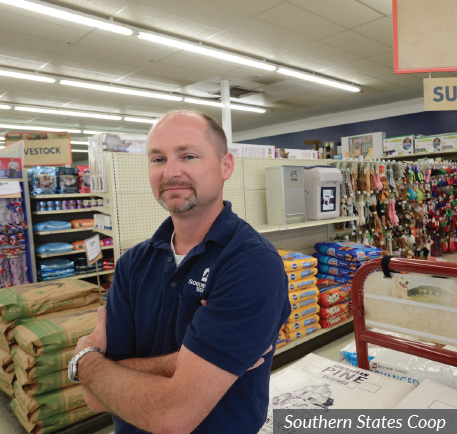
[60,80,183,101]
[15,106,122,121]
[0,124,81,133]
[0,69,55,83]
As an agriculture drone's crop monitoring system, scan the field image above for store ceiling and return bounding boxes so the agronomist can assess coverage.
[0,0,454,142]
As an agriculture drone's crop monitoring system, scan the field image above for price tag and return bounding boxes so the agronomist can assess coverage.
[0,181,21,197]
[84,234,103,265]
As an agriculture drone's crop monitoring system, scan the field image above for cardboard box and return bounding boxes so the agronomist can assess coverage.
[229,143,275,158]
[275,148,319,159]
[441,133,457,152]
[341,132,386,159]
[415,135,443,153]
[383,135,416,156]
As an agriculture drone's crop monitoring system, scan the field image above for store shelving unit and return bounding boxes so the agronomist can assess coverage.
[34,227,95,235]
[385,150,457,160]
[33,208,98,215]
[67,269,114,280]
[36,245,113,258]
[32,193,101,199]
[93,228,113,237]
[254,216,358,234]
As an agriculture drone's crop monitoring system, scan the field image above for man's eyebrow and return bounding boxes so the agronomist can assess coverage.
[148,148,162,156]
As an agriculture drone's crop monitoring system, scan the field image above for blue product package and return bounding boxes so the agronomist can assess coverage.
[314,241,381,262]
[33,221,72,232]
[31,166,57,195]
[35,243,74,254]
[317,264,356,279]
[342,350,375,367]
[313,253,361,270]
[316,273,352,284]
[290,297,318,311]
[287,267,317,281]
[38,258,74,271]
[38,268,75,278]
[38,272,76,281]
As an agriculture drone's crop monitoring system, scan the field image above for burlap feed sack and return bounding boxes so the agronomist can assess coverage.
[14,309,97,356]
[15,364,73,396]
[0,376,14,398]
[0,279,99,322]
[14,381,85,423]
[0,345,12,370]
[12,346,76,379]
[0,367,15,398]
[11,398,95,434]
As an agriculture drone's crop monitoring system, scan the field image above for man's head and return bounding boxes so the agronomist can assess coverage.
[147,110,234,215]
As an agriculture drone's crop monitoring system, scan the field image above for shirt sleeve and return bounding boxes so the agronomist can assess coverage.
[182,248,290,377]
[105,250,137,361]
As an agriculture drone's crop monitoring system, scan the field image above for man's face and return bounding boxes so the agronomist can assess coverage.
[147,114,233,215]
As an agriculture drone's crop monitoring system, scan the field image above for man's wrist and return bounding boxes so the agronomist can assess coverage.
[77,351,105,383]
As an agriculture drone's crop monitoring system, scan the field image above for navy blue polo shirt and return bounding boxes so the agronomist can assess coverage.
[105,201,291,434]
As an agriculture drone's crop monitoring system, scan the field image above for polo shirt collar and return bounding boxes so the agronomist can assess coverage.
[149,201,238,249]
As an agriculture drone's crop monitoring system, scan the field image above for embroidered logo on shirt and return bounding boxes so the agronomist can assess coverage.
[201,268,210,282]
[188,268,210,294]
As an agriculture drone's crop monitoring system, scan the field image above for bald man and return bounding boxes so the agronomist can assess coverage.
[71,111,290,434]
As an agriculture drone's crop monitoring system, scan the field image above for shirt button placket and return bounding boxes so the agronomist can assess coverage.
[167,257,173,263]
[171,281,177,288]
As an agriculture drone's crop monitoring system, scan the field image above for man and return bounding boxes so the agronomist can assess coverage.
[72,110,291,433]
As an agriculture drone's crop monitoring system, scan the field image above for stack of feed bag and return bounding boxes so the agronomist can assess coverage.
[316,278,352,329]
[11,306,101,433]
[276,250,321,348]
[314,241,382,284]
[0,280,99,418]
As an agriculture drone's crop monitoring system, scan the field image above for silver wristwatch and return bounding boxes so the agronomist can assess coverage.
[68,347,104,383]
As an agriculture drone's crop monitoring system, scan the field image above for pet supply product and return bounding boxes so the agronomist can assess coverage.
[319,312,351,328]
[284,323,320,340]
[320,299,351,319]
[394,379,457,408]
[290,296,319,312]
[31,167,56,195]
[69,219,94,228]
[441,133,457,152]
[317,285,351,307]
[62,201,70,210]
[265,166,306,225]
[316,273,352,284]
[69,200,76,210]
[283,314,320,333]
[316,279,348,294]
[77,200,83,209]
[288,276,317,291]
[259,353,414,433]
[340,132,386,159]
[33,221,72,232]
[314,241,381,262]
[77,165,90,193]
[287,304,320,322]
[37,258,74,271]
[83,199,91,209]
[0,279,99,322]
[70,240,84,250]
[313,252,361,270]
[100,237,113,246]
[288,286,319,303]
[317,264,356,278]
[278,250,318,272]
[415,135,443,153]
[286,267,317,281]
[37,268,75,281]
[303,166,343,220]
[383,135,416,157]
[35,243,74,254]
[46,201,54,211]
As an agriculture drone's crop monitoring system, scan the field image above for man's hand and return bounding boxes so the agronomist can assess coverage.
[200,299,273,371]
[74,306,107,356]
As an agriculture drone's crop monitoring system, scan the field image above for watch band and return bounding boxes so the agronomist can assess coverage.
[68,347,104,383]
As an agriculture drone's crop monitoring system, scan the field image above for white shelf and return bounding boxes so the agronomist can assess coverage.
[274,318,353,356]
[33,207,106,215]
[67,269,114,280]
[36,245,113,258]
[385,150,457,160]
[254,216,358,234]
[31,193,106,199]
[34,227,95,235]
[0,193,23,199]
[120,238,147,250]
[93,206,111,214]
[93,228,113,237]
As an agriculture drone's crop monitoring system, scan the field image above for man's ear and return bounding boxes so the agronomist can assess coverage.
[222,152,235,182]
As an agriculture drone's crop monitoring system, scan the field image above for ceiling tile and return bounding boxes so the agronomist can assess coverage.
[258,3,345,39]
[228,18,313,51]
[290,0,383,28]
[308,89,362,100]
[314,65,372,86]
[133,0,249,30]
[119,70,193,89]
[1,81,86,99]
[268,98,311,113]
[358,78,399,94]
[203,75,266,91]
[322,30,391,57]
[115,3,221,41]
[340,59,393,77]
[0,29,68,55]
[272,51,334,72]
[217,68,284,86]
[176,81,222,98]
[357,0,393,16]
[111,77,182,93]
[291,93,338,104]
[0,43,56,67]
[206,32,286,60]
[0,56,46,71]
[295,42,361,65]
[257,79,324,96]
[352,17,393,47]
[368,51,394,68]
[141,63,215,82]
[208,0,284,16]
[159,52,240,75]
[3,91,74,106]
[378,73,422,87]
[52,0,131,16]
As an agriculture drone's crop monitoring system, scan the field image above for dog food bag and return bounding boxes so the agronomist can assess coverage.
[14,309,97,356]
[0,280,99,322]
[12,346,75,379]
[15,364,73,396]
[316,279,347,294]
[287,304,320,322]
[394,379,457,408]
[288,276,317,291]
[276,330,288,349]
[284,324,321,341]
[278,251,318,272]
[314,241,381,262]
[11,398,95,434]
[313,253,361,270]
[318,285,351,307]
[320,299,351,319]
[319,312,351,329]
[258,354,415,432]
[290,296,319,312]
[316,273,352,284]
[286,267,317,281]
[69,219,94,229]
[317,264,356,279]
[283,314,320,333]
[14,381,85,423]
[288,286,319,303]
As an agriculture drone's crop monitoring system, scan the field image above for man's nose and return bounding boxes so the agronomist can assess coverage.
[163,159,183,179]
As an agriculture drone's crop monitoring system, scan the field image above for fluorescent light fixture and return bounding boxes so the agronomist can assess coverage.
[0,146,4,149]
[0,0,132,35]
[277,68,361,93]
[71,149,89,153]
[138,33,276,72]
[184,98,222,108]
[83,130,108,135]
[230,105,266,113]
[0,104,11,110]
[15,106,122,121]
[0,137,4,141]
[0,124,81,133]
[71,141,88,145]
[60,80,183,101]
[0,69,55,83]
[124,116,158,124]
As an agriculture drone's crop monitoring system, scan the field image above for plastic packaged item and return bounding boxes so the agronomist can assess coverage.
[35,243,74,254]
[318,285,351,307]
[69,200,76,210]
[313,252,361,270]
[33,221,72,232]
[96,199,103,206]
[31,167,57,195]
[286,267,317,281]
[288,286,319,302]
[314,241,382,262]
[69,219,94,228]
[100,237,113,246]
[290,296,318,311]
[287,304,320,322]
[77,166,91,193]
[83,199,91,208]
[71,240,85,250]
[37,268,75,279]
[76,200,83,209]
[320,299,351,319]
[46,201,54,211]
[316,273,352,284]
[37,202,46,212]
[288,276,317,291]
[278,250,318,272]
[37,258,74,271]
[54,201,62,211]
[283,314,320,333]
[102,133,147,153]
[62,201,70,210]
[317,263,356,278]
[284,323,320,340]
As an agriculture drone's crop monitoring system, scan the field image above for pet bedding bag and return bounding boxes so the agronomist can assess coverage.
[288,276,317,291]
[317,264,356,278]
[314,241,381,262]
[278,250,318,272]
[394,379,457,408]
[313,252,361,270]
[288,286,319,302]
[0,368,14,398]
[283,314,320,333]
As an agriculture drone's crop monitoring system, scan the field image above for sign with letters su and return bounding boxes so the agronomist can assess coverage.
[424,78,457,111]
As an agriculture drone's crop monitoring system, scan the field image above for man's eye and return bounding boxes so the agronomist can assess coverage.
[151,158,165,163]
[184,155,196,160]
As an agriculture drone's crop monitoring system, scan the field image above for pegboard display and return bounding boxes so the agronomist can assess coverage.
[225,157,244,190]
[112,153,151,192]
[245,190,267,226]
[223,188,245,220]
